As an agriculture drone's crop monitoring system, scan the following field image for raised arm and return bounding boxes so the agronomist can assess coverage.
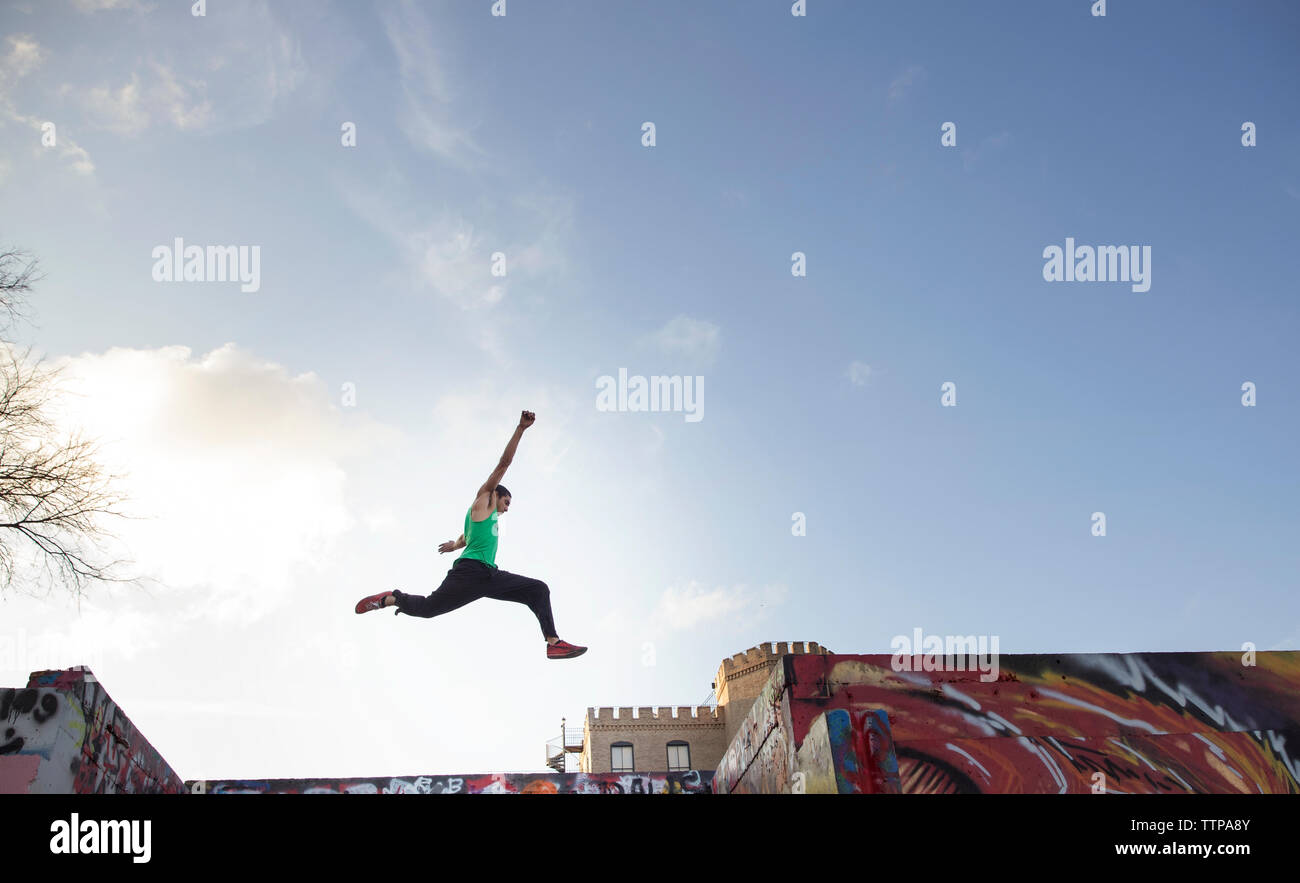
[475,410,535,499]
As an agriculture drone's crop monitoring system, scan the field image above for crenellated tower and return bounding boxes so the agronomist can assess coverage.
[714,641,830,746]
[577,640,830,773]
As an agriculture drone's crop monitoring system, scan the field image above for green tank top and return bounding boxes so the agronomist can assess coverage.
[460,505,499,568]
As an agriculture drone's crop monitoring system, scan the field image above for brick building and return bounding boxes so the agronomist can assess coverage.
[578,641,829,774]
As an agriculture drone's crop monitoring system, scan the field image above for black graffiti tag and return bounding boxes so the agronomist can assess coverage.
[1,689,61,755]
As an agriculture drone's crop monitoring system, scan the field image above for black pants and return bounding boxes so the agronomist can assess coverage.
[393,558,557,639]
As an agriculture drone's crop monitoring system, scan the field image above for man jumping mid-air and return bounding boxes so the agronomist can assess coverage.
[354,410,587,659]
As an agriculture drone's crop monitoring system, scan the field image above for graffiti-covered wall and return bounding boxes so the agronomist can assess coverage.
[714,651,1300,794]
[0,668,186,794]
[796,708,901,794]
[712,652,797,795]
[190,770,713,795]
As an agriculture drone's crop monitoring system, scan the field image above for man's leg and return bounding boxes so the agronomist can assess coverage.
[483,569,558,640]
[392,560,491,619]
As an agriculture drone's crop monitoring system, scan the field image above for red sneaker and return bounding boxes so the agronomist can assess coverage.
[355,591,394,614]
[547,639,587,659]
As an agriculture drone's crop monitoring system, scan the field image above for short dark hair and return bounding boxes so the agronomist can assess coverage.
[494,484,511,499]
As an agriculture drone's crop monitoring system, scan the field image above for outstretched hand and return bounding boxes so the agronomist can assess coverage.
[518,410,536,430]
[438,541,456,554]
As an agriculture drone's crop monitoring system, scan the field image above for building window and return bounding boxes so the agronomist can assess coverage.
[611,743,634,772]
[667,741,690,771]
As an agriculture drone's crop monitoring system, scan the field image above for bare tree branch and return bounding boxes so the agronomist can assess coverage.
[0,249,43,337]
[0,249,134,599]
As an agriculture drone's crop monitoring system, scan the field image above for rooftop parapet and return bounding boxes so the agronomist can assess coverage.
[717,641,829,679]
[587,706,721,724]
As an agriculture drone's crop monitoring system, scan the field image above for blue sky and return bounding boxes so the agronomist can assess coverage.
[1,0,1297,778]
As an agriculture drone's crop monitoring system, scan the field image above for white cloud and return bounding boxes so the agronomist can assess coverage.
[0,35,43,105]
[888,65,925,103]
[3,607,161,677]
[71,0,150,11]
[172,1,307,132]
[652,581,786,631]
[337,181,489,306]
[40,344,399,622]
[642,315,721,366]
[151,62,213,131]
[361,507,398,533]
[2,108,96,175]
[0,37,96,176]
[1,34,44,80]
[64,2,301,136]
[339,180,572,316]
[847,361,872,386]
[962,130,1012,170]
[380,0,484,166]
[504,192,572,284]
[415,218,504,306]
[80,74,149,135]
[53,134,94,175]
[430,383,577,481]
[77,63,212,136]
